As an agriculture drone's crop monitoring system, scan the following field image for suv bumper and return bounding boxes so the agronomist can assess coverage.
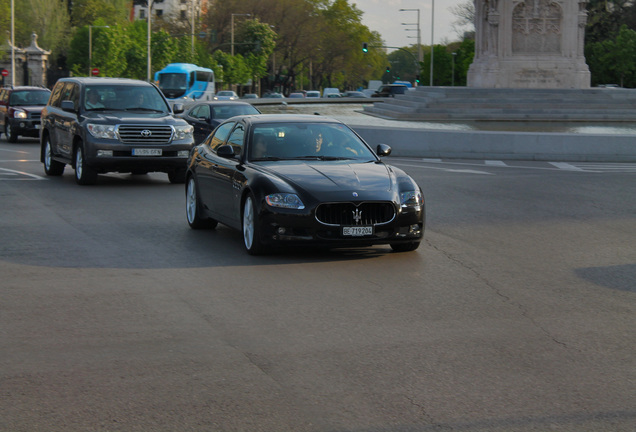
[9,118,41,138]
[83,138,193,173]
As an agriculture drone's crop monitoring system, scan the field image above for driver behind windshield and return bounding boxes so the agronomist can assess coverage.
[85,89,104,109]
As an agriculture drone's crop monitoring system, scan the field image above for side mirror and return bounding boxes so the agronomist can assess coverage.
[376,143,392,156]
[172,103,184,114]
[216,144,236,159]
[61,100,75,113]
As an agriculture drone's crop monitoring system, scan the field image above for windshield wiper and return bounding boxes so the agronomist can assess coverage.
[295,155,353,161]
[125,107,165,113]
[250,156,283,161]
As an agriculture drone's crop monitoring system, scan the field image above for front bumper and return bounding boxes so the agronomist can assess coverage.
[83,137,193,173]
[257,203,425,247]
[9,118,41,137]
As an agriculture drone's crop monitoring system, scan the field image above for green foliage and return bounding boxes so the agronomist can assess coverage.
[586,25,636,87]
[68,20,218,80]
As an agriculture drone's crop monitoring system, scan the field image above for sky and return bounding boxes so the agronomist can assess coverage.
[353,0,469,50]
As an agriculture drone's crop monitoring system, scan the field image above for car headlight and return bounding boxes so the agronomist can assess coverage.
[266,193,305,210]
[87,124,118,139]
[13,109,27,119]
[400,190,423,208]
[174,124,194,140]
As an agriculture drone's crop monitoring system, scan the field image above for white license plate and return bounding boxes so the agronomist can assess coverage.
[342,226,374,236]
[132,148,162,156]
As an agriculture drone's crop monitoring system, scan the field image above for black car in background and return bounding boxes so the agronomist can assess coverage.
[185,114,425,255]
[0,86,51,142]
[40,77,194,185]
[180,101,261,144]
[371,84,410,98]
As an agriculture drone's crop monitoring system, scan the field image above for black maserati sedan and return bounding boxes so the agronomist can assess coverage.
[185,114,425,255]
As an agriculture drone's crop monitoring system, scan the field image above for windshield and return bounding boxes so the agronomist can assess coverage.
[84,86,169,112]
[212,105,259,119]
[9,90,50,106]
[157,73,187,98]
[249,123,377,162]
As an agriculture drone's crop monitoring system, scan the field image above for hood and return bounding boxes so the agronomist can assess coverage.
[15,105,46,113]
[265,161,395,197]
[82,111,180,124]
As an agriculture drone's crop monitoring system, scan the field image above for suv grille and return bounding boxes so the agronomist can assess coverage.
[118,125,173,144]
[316,202,396,226]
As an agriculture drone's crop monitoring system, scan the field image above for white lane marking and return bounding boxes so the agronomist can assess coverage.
[0,167,47,180]
[485,160,508,166]
[549,162,585,171]
[445,169,494,175]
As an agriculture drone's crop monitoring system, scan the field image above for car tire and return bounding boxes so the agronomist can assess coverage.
[5,123,18,143]
[243,194,264,255]
[168,168,186,184]
[390,241,420,252]
[43,136,65,176]
[186,176,217,229]
[74,145,97,185]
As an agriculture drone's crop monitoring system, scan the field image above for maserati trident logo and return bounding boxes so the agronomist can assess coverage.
[352,208,362,225]
[140,129,152,137]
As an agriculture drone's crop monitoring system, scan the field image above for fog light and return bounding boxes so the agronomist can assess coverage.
[277,227,286,235]
[20,122,26,128]
[177,150,190,157]
[97,150,113,157]
[409,224,420,234]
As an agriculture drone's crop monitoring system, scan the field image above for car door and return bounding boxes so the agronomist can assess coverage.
[195,121,235,220]
[213,122,245,224]
[48,82,78,159]
[187,104,212,144]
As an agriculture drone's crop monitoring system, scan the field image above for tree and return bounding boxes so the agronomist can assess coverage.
[11,0,71,64]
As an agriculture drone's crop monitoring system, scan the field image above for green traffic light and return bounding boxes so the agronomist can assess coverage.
[362,42,368,53]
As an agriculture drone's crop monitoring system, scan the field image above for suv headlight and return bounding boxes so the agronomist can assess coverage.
[266,193,305,210]
[13,109,27,119]
[174,124,193,140]
[87,124,118,139]
[400,190,423,208]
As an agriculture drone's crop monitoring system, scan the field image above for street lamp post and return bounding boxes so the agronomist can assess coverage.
[452,52,457,86]
[399,9,422,64]
[231,13,251,56]
[89,25,109,76]
[147,0,153,82]
[11,0,15,86]
[430,0,435,86]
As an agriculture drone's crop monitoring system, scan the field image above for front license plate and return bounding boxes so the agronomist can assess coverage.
[132,148,162,156]
[342,226,374,236]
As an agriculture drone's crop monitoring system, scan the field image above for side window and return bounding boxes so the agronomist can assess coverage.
[60,83,74,103]
[49,82,65,107]
[226,123,245,156]
[207,122,234,151]
[69,84,80,106]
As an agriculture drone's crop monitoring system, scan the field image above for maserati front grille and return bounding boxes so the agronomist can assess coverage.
[315,202,396,226]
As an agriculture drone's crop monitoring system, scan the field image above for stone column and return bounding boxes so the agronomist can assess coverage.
[468,0,591,88]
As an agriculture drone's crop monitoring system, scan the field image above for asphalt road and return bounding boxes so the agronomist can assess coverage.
[1,136,635,432]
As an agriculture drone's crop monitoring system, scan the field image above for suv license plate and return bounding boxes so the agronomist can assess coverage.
[342,226,373,236]
[132,148,162,156]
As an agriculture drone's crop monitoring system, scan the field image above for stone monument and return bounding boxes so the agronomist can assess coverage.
[467,0,591,88]
[1,33,51,87]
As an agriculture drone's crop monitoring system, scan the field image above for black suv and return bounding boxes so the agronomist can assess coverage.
[40,77,194,185]
[0,86,51,142]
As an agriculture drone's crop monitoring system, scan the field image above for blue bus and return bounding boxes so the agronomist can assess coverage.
[154,63,216,102]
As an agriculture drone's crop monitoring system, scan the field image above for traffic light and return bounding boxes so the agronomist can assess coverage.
[415,75,420,83]
[386,66,391,73]
[362,42,368,53]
